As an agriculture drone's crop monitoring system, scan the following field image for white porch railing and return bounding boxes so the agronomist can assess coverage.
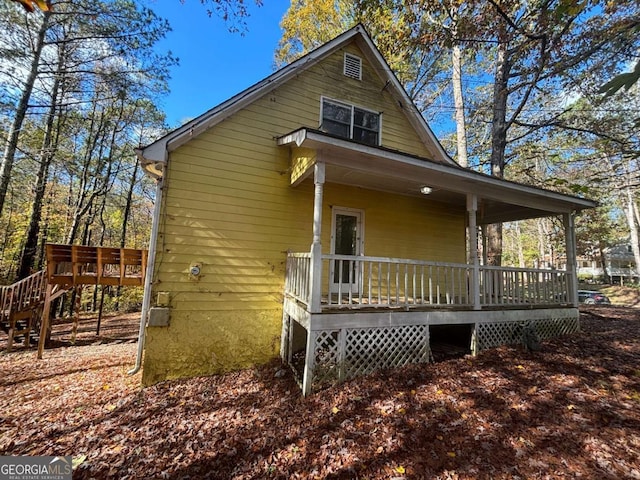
[284,253,570,310]
[323,254,473,308]
[284,252,311,305]
[479,265,568,306]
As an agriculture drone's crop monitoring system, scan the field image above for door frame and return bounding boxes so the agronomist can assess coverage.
[329,206,365,294]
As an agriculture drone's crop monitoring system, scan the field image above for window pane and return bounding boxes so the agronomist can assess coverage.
[323,120,350,138]
[353,127,378,146]
[354,108,379,131]
[322,100,351,139]
[323,101,351,123]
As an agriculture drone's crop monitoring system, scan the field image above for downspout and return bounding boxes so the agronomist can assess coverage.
[128,167,164,375]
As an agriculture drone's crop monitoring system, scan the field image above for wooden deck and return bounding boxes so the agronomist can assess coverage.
[46,244,147,287]
[0,244,148,354]
[282,252,579,395]
[285,252,573,312]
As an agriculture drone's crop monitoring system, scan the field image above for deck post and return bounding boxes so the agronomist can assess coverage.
[302,330,315,396]
[37,283,54,359]
[309,162,325,314]
[467,194,481,310]
[563,212,578,307]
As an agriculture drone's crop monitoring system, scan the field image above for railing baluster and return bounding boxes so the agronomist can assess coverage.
[429,265,433,304]
[412,264,417,305]
[348,259,353,305]
[284,252,574,312]
[378,262,383,305]
[394,262,399,306]
[404,264,408,306]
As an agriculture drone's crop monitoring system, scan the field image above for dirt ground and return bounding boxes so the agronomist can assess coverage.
[1,307,639,479]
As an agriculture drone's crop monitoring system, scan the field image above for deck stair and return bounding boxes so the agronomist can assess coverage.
[0,269,49,351]
[1,244,148,355]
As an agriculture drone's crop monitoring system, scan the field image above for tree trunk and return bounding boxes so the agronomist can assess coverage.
[451,30,468,167]
[16,45,65,280]
[486,29,510,266]
[598,242,610,284]
[515,222,525,267]
[0,11,51,217]
[120,158,139,248]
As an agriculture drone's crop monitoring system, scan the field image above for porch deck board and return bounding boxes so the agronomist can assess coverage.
[317,294,571,313]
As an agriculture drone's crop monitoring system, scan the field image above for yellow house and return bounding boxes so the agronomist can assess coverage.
[134,25,595,394]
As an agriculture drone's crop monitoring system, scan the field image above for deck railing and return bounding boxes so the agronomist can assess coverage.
[284,253,311,306]
[0,269,48,323]
[479,265,568,306]
[284,253,570,310]
[323,254,473,308]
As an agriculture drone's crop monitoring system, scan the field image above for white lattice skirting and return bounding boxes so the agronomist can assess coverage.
[474,316,580,351]
[283,308,580,394]
[312,325,430,389]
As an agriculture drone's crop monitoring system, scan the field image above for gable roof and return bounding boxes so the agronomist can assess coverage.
[136,24,456,178]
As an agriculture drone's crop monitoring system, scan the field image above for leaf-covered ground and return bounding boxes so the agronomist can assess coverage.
[1,307,639,479]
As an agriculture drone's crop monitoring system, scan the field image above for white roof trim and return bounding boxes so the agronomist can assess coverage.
[277,128,597,215]
[136,24,457,171]
[350,32,454,165]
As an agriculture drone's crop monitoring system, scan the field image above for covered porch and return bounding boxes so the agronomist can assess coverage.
[277,128,595,395]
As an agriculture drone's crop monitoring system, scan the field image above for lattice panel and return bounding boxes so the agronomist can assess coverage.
[532,316,579,340]
[475,316,579,352]
[342,325,430,380]
[475,322,518,351]
[312,330,341,387]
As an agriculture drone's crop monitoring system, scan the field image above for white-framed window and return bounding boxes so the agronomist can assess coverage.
[320,97,381,146]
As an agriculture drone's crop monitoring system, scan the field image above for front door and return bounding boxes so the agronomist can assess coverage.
[330,207,364,294]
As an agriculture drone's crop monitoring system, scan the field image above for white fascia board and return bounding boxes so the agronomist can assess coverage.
[137,26,367,167]
[280,129,596,213]
[353,34,457,167]
[139,24,456,172]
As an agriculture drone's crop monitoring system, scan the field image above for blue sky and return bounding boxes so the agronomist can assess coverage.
[149,0,291,128]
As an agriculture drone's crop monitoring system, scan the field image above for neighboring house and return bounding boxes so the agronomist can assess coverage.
[578,245,639,283]
[605,244,639,283]
[134,25,596,394]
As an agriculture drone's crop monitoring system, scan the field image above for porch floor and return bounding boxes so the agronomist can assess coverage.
[317,294,571,312]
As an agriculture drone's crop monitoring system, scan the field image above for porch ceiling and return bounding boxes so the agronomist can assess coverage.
[277,128,597,225]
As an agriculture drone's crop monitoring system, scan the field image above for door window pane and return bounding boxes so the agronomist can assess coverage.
[334,214,358,283]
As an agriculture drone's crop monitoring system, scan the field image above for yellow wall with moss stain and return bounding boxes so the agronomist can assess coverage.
[141,41,464,385]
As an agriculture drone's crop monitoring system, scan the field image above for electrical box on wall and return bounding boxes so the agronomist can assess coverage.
[156,291,170,307]
[148,307,170,327]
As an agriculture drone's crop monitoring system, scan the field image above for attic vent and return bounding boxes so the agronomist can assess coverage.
[344,53,362,80]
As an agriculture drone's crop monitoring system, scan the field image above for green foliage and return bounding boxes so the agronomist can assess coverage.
[0,0,172,281]
[599,60,640,98]
[100,287,144,313]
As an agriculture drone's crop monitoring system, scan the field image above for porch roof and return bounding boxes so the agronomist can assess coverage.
[277,128,597,225]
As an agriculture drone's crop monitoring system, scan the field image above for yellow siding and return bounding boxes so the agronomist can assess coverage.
[320,184,465,262]
[291,148,316,184]
[142,39,462,385]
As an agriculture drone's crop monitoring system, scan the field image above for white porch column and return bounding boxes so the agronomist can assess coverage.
[467,194,481,310]
[309,161,325,314]
[563,212,578,307]
[303,162,324,397]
